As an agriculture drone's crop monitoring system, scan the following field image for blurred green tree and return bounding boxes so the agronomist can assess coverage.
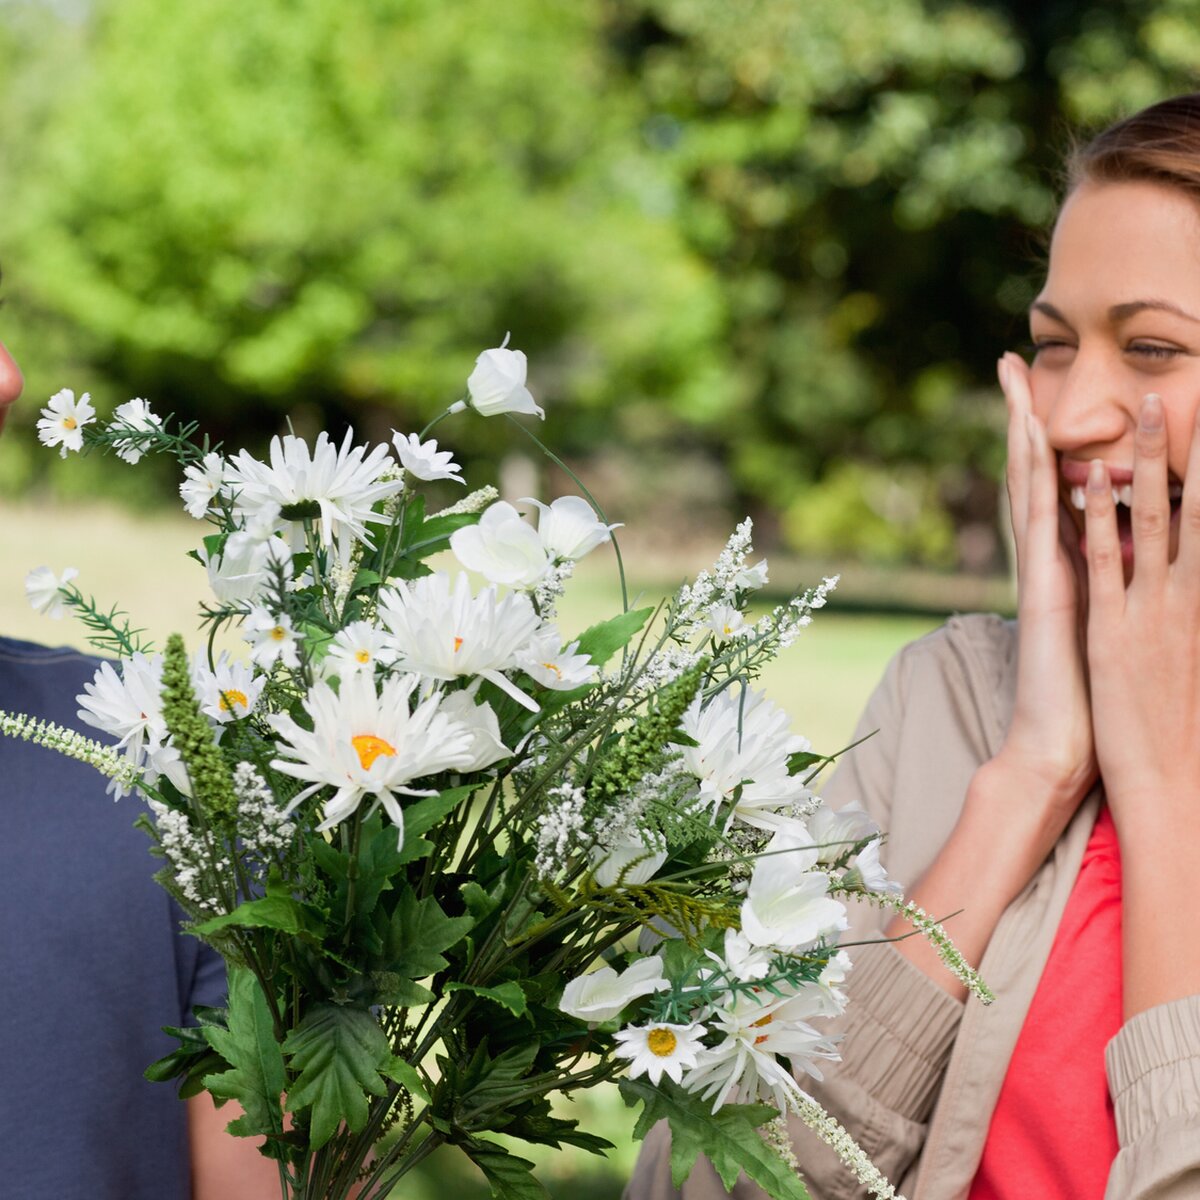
[1,0,725,472]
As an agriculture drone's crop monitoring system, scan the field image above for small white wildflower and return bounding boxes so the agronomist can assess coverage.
[614,1022,706,1085]
[243,608,301,669]
[392,432,465,484]
[37,389,95,457]
[704,603,746,645]
[25,565,78,619]
[323,621,398,678]
[457,333,544,419]
[179,452,228,519]
[110,398,164,464]
[517,626,596,690]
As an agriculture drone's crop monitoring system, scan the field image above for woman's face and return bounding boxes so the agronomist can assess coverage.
[1029,179,1200,571]
[0,337,21,436]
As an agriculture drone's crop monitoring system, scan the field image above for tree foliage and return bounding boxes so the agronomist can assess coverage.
[3,0,1200,566]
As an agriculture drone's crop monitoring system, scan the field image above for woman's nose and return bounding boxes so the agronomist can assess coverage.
[1040,351,1131,455]
[0,340,23,436]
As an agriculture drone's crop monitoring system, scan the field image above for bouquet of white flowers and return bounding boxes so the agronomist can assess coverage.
[6,341,990,1200]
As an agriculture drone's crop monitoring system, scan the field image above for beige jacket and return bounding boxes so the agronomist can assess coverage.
[628,614,1200,1200]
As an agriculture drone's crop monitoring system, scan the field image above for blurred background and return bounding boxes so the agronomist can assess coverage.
[1,0,1197,1194]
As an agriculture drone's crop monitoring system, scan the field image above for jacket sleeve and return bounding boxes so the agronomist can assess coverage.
[626,633,968,1200]
[1105,995,1200,1199]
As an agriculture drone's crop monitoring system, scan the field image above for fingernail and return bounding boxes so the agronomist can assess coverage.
[1140,393,1164,431]
[1088,458,1109,492]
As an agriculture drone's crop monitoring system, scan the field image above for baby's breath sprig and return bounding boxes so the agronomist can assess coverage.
[0,710,139,789]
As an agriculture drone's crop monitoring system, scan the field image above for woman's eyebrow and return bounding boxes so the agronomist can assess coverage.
[1029,298,1200,325]
[1108,298,1200,324]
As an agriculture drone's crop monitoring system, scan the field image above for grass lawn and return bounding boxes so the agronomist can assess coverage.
[0,499,943,1198]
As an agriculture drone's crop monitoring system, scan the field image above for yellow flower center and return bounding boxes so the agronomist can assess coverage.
[218,688,249,713]
[542,661,562,678]
[63,416,78,430]
[352,734,397,771]
[270,625,287,641]
[646,1028,677,1058]
[355,649,371,664]
[453,636,464,653]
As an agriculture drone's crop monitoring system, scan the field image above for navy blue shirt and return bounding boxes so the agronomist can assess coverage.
[0,637,226,1199]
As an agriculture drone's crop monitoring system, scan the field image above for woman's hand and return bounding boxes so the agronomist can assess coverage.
[1082,394,1200,1014]
[993,352,1097,827]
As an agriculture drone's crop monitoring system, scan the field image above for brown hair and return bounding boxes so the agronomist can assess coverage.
[1069,93,1200,200]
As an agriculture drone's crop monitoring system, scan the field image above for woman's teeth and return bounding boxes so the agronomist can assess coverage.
[1068,483,1184,510]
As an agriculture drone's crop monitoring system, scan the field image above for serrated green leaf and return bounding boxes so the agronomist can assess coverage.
[620,1078,810,1200]
[201,969,286,1138]
[463,1139,550,1200]
[381,1055,430,1103]
[445,980,528,1017]
[282,1004,390,1148]
[573,607,654,668]
[382,887,474,980]
[193,875,327,945]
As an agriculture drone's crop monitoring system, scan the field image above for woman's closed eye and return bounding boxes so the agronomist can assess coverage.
[1126,341,1186,360]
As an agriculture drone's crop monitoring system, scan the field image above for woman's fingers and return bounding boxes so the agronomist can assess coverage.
[1001,353,1033,556]
[1085,459,1126,618]
[1174,404,1200,585]
[1024,411,1061,568]
[1131,394,1170,590]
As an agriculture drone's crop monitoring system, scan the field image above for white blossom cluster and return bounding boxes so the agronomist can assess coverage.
[233,763,296,862]
[433,484,499,518]
[533,783,589,878]
[770,575,841,650]
[0,709,140,790]
[533,559,575,619]
[147,798,224,913]
[673,519,769,639]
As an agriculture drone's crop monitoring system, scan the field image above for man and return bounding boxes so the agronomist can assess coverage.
[0,335,280,1197]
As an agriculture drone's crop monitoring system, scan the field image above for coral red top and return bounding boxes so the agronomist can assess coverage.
[968,804,1123,1199]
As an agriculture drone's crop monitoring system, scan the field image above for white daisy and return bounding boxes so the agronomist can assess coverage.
[516,626,596,690]
[225,430,404,558]
[180,452,228,519]
[684,985,840,1113]
[37,389,95,457]
[25,565,79,619]
[392,432,464,484]
[243,608,301,670]
[377,571,542,710]
[614,1022,706,1086]
[110,398,164,464]
[322,621,399,679]
[703,603,746,645]
[677,686,811,824]
[268,671,477,838]
[199,527,294,607]
[192,654,264,724]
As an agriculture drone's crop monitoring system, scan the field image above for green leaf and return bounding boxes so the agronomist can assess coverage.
[572,607,653,668]
[381,1055,430,1103]
[462,1139,550,1200]
[444,980,528,1018]
[399,784,479,864]
[201,968,287,1138]
[381,887,474,981]
[193,874,327,945]
[282,1004,390,1149]
[461,880,503,922]
[619,1078,811,1200]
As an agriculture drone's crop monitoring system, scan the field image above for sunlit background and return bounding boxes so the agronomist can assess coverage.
[1,0,1195,1193]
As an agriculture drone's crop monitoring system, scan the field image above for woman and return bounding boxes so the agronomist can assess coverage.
[629,95,1200,1199]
